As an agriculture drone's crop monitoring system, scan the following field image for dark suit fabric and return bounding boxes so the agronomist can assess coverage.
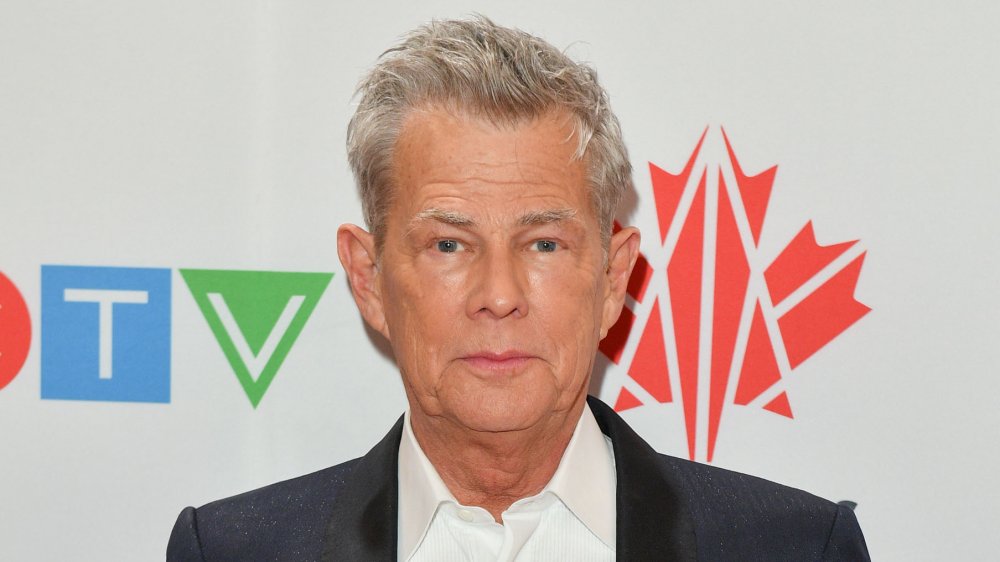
[168,397,870,561]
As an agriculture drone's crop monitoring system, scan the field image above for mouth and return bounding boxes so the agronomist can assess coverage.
[459,351,536,373]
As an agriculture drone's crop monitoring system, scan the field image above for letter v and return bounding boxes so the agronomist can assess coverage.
[207,293,304,382]
[180,269,333,408]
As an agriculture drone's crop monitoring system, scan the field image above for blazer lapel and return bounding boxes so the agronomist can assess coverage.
[320,415,403,562]
[320,400,696,561]
[588,396,698,561]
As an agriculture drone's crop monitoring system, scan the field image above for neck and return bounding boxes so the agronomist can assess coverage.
[410,399,586,522]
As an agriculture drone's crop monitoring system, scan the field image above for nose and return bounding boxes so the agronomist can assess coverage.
[466,246,528,320]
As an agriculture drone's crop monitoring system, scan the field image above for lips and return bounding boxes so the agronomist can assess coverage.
[460,351,536,373]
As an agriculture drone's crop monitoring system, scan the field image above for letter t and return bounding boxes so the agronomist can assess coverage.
[63,289,149,379]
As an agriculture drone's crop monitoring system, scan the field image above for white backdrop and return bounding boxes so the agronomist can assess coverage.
[1,1,998,560]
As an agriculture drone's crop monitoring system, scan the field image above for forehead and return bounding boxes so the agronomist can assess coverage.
[389,108,592,217]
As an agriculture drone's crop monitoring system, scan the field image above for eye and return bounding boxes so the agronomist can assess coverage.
[532,240,559,253]
[436,239,464,253]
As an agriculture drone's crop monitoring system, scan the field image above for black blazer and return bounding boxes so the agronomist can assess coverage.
[168,397,870,561]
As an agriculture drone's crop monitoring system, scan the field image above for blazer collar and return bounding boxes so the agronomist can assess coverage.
[321,415,403,562]
[321,397,697,561]
[587,396,698,561]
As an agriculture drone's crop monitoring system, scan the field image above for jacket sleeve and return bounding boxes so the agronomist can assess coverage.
[167,506,207,562]
[822,504,871,561]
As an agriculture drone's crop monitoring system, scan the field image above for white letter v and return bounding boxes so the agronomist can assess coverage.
[206,293,305,381]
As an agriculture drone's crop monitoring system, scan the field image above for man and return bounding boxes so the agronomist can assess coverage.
[168,17,869,561]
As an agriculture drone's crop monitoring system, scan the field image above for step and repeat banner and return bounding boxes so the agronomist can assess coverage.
[1,1,997,560]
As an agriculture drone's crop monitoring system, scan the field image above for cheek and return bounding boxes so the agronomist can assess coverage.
[383,265,468,366]
[385,262,465,318]
[533,255,603,303]
[529,264,605,347]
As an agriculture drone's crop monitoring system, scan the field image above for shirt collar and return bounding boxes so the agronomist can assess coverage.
[397,409,456,560]
[544,403,617,547]
[397,404,617,559]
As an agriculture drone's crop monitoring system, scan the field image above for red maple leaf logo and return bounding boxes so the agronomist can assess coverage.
[600,127,870,462]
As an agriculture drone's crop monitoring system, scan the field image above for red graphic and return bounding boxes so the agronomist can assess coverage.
[601,128,870,462]
[0,271,31,391]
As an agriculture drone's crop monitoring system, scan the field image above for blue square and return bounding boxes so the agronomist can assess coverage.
[41,265,171,403]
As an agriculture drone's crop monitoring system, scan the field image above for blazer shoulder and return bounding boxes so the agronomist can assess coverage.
[587,396,868,560]
[659,453,835,513]
[170,458,362,562]
[199,458,361,518]
[655,454,869,561]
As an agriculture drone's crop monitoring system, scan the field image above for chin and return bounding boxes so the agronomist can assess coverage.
[446,388,555,434]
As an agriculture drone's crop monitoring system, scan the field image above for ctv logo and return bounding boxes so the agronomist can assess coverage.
[0,272,32,393]
[601,128,870,463]
[0,266,331,407]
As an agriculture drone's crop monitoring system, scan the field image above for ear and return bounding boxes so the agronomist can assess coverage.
[337,224,390,339]
[600,226,641,339]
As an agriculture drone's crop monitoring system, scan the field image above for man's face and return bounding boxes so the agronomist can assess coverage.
[345,108,636,434]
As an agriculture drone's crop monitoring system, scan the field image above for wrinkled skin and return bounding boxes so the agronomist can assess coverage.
[337,107,639,513]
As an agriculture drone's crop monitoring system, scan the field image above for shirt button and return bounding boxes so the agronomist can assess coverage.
[457,510,474,522]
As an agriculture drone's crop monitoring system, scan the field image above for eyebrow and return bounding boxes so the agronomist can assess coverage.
[412,208,476,227]
[409,207,578,231]
[413,207,576,226]
[518,208,577,226]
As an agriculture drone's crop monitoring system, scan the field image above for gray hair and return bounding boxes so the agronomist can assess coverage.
[347,16,632,247]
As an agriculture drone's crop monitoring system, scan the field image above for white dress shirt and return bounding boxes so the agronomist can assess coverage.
[397,406,617,561]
